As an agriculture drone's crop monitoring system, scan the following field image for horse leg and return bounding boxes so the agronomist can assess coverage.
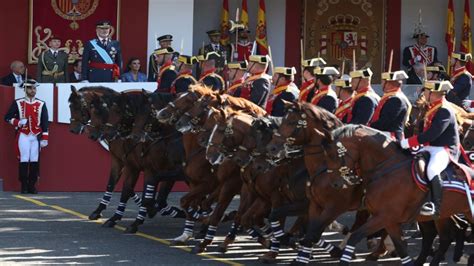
[452,214,469,263]
[141,170,159,218]
[102,167,135,228]
[384,223,414,266]
[191,178,241,254]
[414,221,437,266]
[339,215,385,265]
[89,157,122,220]
[155,180,186,219]
[430,218,456,266]
[171,213,196,245]
[122,169,145,234]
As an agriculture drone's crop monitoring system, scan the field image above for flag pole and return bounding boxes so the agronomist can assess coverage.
[235,8,240,61]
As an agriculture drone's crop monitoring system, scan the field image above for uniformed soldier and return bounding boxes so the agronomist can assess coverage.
[426,64,448,81]
[197,52,225,91]
[153,47,178,93]
[310,66,339,113]
[298,58,326,103]
[226,60,248,97]
[400,80,460,218]
[148,34,175,81]
[4,80,49,194]
[447,52,472,107]
[402,27,438,83]
[347,68,379,125]
[170,55,198,94]
[242,55,271,108]
[230,27,252,61]
[199,30,230,73]
[37,35,69,83]
[266,67,299,117]
[334,74,354,123]
[370,70,412,140]
[82,20,122,82]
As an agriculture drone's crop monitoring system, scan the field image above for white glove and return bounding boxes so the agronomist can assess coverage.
[463,100,472,109]
[415,55,422,62]
[40,140,48,148]
[18,118,28,127]
[400,139,410,149]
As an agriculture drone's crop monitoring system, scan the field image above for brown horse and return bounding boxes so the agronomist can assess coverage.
[320,124,473,265]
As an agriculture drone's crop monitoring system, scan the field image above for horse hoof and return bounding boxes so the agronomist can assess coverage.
[191,245,205,254]
[102,220,116,228]
[89,212,102,220]
[124,226,138,234]
[257,237,270,249]
[217,246,228,253]
[259,252,278,264]
[329,247,343,258]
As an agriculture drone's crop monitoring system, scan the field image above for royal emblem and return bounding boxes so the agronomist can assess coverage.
[51,0,99,30]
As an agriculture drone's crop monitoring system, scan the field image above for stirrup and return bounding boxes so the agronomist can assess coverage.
[420,202,436,216]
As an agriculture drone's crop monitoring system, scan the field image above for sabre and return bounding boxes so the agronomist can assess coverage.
[251,40,257,55]
[352,49,356,71]
[268,45,275,76]
[235,8,240,61]
[388,49,393,73]
[180,38,184,55]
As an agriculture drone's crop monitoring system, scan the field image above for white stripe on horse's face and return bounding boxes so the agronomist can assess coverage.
[177,92,189,100]
[206,124,219,153]
[206,108,214,119]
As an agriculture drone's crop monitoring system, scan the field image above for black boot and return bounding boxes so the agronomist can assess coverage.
[19,162,29,194]
[27,162,39,194]
[430,175,443,219]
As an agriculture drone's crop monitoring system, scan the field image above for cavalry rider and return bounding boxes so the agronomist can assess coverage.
[310,66,339,113]
[426,64,448,81]
[170,55,198,94]
[347,68,379,125]
[154,47,178,93]
[226,60,248,97]
[400,80,460,218]
[298,57,326,103]
[447,52,472,107]
[334,74,354,123]
[266,67,299,117]
[370,70,412,140]
[148,34,175,81]
[197,51,225,91]
[242,55,272,108]
[4,79,49,194]
[82,20,122,82]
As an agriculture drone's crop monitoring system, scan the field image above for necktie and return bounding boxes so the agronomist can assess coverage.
[102,39,107,47]
[53,51,57,58]
[17,75,21,83]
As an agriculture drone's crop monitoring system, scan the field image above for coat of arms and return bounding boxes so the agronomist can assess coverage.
[51,0,99,30]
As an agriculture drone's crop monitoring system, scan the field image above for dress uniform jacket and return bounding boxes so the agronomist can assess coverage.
[82,38,122,82]
[298,79,316,103]
[266,83,299,117]
[199,44,230,71]
[199,70,225,91]
[310,86,338,113]
[37,50,69,83]
[242,73,271,109]
[348,87,379,125]
[447,67,472,107]
[335,97,352,123]
[171,72,197,94]
[370,89,410,140]
[4,97,49,141]
[156,63,177,93]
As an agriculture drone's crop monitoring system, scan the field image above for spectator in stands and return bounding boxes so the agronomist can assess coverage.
[69,60,83,83]
[121,58,147,82]
[1,61,28,86]
[406,63,424,85]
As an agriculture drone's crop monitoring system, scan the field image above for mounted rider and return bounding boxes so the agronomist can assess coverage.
[154,47,178,93]
[298,57,326,103]
[197,51,226,91]
[447,52,473,107]
[226,60,248,97]
[334,74,353,123]
[310,66,339,113]
[242,55,272,108]
[266,67,299,117]
[400,80,460,218]
[170,55,198,94]
[347,68,380,125]
[370,70,412,140]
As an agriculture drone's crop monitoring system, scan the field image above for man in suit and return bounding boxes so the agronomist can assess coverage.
[37,35,69,83]
[69,60,82,83]
[1,61,27,86]
[82,20,122,82]
[199,30,230,74]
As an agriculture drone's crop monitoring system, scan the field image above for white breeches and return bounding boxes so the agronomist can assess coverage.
[18,133,39,162]
[421,146,450,181]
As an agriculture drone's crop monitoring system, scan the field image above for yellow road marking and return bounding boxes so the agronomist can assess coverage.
[13,195,243,266]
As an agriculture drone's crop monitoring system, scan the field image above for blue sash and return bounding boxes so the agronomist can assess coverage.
[90,40,113,64]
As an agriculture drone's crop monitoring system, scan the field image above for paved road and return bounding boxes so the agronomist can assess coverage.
[0,192,472,265]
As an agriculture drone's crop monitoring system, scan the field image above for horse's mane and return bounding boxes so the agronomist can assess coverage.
[68,86,118,102]
[331,124,392,143]
[224,95,267,116]
[189,84,215,96]
[300,102,343,130]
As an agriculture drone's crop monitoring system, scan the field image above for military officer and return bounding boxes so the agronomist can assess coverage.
[347,68,379,125]
[400,80,459,218]
[37,35,69,83]
[447,52,472,107]
[242,55,271,108]
[153,47,178,93]
[170,55,198,94]
[334,74,354,123]
[230,27,253,61]
[298,58,326,103]
[199,30,230,73]
[426,64,447,81]
[226,60,248,97]
[370,70,412,140]
[148,34,175,81]
[197,51,225,91]
[266,67,299,117]
[310,66,339,113]
[402,28,438,82]
[4,80,49,194]
[82,20,122,82]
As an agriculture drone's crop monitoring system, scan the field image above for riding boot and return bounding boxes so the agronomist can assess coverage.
[19,162,29,194]
[430,175,443,219]
[27,162,39,194]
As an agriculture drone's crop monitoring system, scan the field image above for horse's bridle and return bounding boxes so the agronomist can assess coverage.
[324,141,362,187]
[161,91,200,124]
[69,93,91,133]
[207,119,240,158]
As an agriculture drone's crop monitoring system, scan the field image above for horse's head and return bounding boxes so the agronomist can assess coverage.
[128,90,157,143]
[206,110,254,165]
[88,93,109,141]
[68,86,90,134]
[175,94,217,133]
[267,101,341,160]
[156,85,213,124]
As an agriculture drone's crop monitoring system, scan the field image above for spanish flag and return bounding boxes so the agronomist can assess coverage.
[445,0,455,75]
[461,0,472,72]
[220,0,230,46]
[241,0,249,28]
[255,0,268,55]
